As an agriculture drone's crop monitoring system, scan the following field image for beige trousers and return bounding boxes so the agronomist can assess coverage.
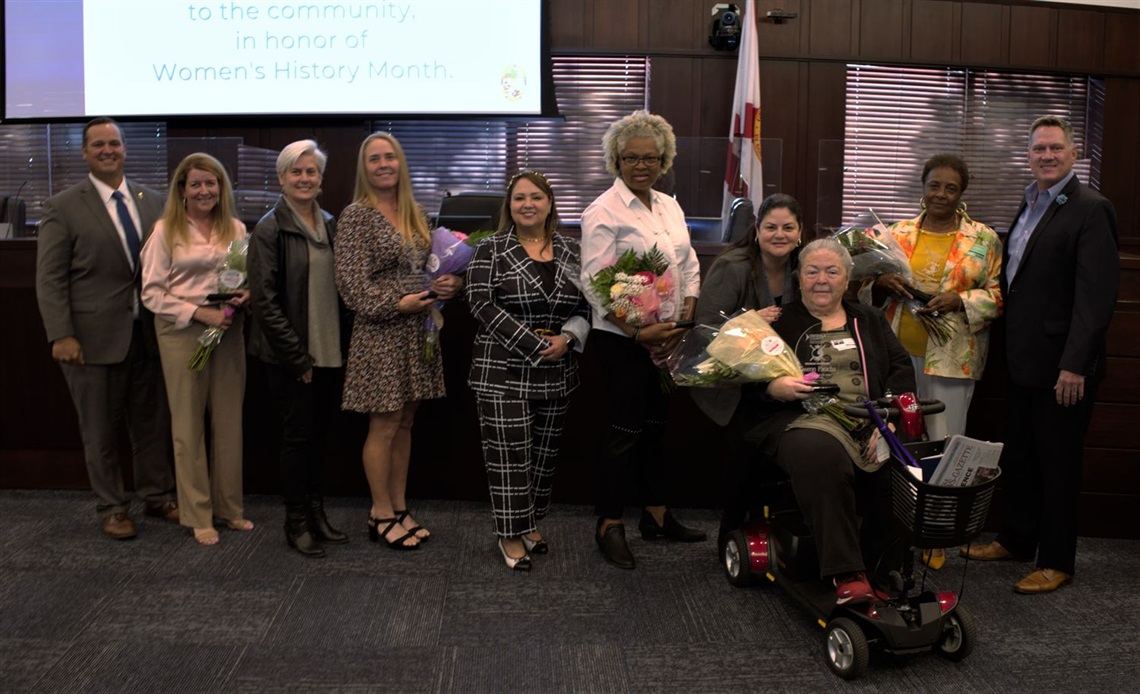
[155,315,246,529]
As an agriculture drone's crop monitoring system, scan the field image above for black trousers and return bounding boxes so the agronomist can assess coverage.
[476,395,569,537]
[996,381,1097,576]
[775,428,895,579]
[592,329,672,520]
[263,363,343,508]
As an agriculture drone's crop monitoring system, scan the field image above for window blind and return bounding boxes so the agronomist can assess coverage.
[843,64,1099,233]
[373,55,650,222]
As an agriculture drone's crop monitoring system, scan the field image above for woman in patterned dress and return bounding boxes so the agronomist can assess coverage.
[873,153,1003,569]
[334,132,463,550]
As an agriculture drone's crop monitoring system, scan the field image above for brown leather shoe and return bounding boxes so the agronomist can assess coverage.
[960,541,1015,561]
[145,500,180,523]
[1014,568,1072,594]
[103,512,137,540]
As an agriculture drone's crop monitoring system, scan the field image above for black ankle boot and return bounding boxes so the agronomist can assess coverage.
[286,508,325,558]
[596,518,635,570]
[308,497,349,544]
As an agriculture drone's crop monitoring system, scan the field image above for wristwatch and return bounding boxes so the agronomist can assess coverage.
[560,332,577,349]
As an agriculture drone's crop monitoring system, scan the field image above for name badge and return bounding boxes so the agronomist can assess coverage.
[832,338,856,351]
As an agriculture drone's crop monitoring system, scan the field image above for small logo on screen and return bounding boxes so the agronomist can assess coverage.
[502,65,527,102]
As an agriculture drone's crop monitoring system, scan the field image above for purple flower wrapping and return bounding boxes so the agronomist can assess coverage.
[426,226,476,280]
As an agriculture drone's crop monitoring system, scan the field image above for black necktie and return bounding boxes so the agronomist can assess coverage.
[112,191,140,269]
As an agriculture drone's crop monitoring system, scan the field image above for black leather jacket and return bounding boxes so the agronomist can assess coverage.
[248,196,350,376]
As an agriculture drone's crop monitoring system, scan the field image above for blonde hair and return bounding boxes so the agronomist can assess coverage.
[161,152,240,249]
[276,139,327,180]
[353,132,430,248]
[601,110,678,177]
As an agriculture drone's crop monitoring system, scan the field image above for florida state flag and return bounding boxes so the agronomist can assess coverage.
[722,0,763,218]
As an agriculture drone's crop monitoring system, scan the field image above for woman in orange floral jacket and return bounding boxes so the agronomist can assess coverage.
[874,153,1003,567]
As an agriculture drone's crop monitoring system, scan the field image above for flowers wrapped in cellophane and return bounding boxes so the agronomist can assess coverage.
[835,209,908,280]
[669,310,859,429]
[421,227,492,362]
[588,245,676,327]
[837,209,954,346]
[188,239,247,372]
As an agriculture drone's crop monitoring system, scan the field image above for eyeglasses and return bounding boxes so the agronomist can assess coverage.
[620,154,662,167]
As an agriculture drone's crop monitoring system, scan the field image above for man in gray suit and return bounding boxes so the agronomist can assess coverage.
[36,118,178,539]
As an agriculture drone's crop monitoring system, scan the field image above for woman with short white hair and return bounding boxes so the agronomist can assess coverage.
[579,110,705,570]
[249,139,350,557]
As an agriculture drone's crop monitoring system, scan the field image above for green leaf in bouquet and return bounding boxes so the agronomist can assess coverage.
[463,229,496,247]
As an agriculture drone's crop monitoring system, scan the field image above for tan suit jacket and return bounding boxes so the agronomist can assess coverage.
[36,177,164,363]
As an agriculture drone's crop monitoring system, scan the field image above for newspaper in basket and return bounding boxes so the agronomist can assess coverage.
[889,455,1001,550]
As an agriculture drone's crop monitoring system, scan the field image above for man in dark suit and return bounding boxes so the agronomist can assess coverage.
[35,118,178,539]
[964,116,1119,594]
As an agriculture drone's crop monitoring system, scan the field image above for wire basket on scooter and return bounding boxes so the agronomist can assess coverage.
[889,456,1000,550]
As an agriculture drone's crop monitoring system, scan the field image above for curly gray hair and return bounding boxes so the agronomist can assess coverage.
[601,110,678,177]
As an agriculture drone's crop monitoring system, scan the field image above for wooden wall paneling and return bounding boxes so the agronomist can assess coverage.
[759,60,803,202]
[1082,448,1140,496]
[647,0,702,50]
[806,0,855,58]
[804,62,847,235]
[592,0,644,50]
[857,0,906,61]
[1100,78,1140,243]
[697,56,735,138]
[959,2,1005,66]
[1007,5,1056,68]
[650,57,698,135]
[1105,12,1140,75]
[1086,403,1140,450]
[548,0,588,49]
[757,0,802,56]
[1055,10,1105,73]
[910,0,958,64]
[1106,310,1140,358]
[1100,358,1140,403]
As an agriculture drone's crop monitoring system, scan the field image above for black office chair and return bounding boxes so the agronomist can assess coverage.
[435,191,504,234]
[722,197,755,244]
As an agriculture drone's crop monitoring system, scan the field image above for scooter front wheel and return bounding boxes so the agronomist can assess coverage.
[824,617,869,680]
[936,606,976,662]
[723,530,758,587]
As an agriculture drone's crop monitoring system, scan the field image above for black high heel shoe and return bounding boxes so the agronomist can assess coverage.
[498,538,532,571]
[394,509,430,542]
[522,534,549,555]
[367,516,420,550]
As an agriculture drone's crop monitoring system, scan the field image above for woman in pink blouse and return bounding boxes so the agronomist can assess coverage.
[141,153,251,546]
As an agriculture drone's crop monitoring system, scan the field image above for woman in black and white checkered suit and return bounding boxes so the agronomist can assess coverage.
[467,171,590,571]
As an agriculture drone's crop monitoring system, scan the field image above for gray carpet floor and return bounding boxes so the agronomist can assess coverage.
[1,490,1138,693]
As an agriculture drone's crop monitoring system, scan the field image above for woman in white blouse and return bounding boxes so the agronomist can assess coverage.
[579,110,706,570]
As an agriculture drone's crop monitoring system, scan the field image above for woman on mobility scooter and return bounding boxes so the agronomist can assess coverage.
[695,237,915,604]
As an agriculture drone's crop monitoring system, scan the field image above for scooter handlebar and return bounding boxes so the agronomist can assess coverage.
[841,398,945,420]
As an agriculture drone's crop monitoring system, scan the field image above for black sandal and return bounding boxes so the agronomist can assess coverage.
[367,516,420,550]
[394,509,430,542]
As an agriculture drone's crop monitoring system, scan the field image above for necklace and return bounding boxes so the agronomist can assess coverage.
[518,235,546,245]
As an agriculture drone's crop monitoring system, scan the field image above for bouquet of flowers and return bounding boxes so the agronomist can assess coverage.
[835,209,907,280]
[421,227,492,361]
[588,245,676,328]
[669,310,859,429]
[836,210,954,345]
[188,239,247,372]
